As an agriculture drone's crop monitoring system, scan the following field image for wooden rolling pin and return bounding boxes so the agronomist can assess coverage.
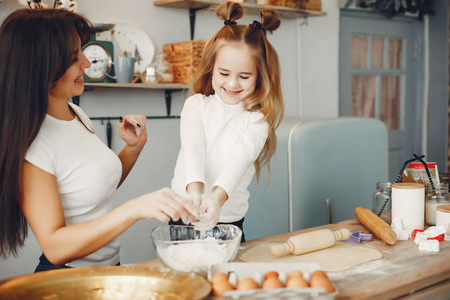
[269,228,351,257]
[355,206,397,245]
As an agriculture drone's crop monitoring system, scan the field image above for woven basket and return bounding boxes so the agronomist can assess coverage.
[268,0,322,11]
[163,40,206,84]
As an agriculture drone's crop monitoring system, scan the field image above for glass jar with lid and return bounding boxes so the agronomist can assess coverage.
[425,182,450,225]
[372,182,392,224]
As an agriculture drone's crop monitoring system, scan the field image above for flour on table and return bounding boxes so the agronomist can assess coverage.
[161,237,227,273]
[238,242,382,272]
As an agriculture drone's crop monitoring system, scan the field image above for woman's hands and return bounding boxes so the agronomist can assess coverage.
[117,115,147,151]
[131,187,197,224]
[116,115,147,187]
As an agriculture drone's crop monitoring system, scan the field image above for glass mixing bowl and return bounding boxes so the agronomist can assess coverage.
[151,225,242,274]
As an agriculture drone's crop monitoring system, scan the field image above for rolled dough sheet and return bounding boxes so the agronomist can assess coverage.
[238,242,382,272]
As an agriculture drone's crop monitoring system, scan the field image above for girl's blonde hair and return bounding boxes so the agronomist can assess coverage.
[191,1,284,186]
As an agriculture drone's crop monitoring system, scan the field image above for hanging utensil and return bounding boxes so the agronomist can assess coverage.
[106,118,112,149]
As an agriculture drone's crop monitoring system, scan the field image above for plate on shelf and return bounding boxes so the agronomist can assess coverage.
[96,23,155,74]
[92,23,115,33]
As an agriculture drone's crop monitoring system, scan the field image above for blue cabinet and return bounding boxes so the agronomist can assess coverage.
[244,117,389,240]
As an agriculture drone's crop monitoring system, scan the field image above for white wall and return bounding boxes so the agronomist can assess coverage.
[299,1,340,116]
[0,0,339,280]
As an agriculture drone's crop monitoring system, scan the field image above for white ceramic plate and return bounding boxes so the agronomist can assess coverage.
[92,23,115,33]
[96,23,155,74]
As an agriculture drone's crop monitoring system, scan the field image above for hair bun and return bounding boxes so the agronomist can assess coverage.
[260,9,280,33]
[216,1,245,23]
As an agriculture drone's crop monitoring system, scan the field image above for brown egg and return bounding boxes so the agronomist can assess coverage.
[211,280,234,297]
[211,272,229,284]
[286,276,309,288]
[263,271,279,280]
[262,276,284,289]
[236,277,259,290]
[287,270,304,279]
[310,270,335,294]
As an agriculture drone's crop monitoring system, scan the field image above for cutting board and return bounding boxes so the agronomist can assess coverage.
[238,242,382,272]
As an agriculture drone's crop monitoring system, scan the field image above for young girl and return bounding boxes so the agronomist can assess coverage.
[0,8,195,271]
[171,1,284,240]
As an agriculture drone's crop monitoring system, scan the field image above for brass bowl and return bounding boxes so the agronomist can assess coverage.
[0,265,211,300]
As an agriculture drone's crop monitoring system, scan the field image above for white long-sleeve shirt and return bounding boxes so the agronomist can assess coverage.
[171,93,269,222]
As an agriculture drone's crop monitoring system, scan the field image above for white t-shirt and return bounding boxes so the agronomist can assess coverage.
[25,103,122,267]
[171,94,269,222]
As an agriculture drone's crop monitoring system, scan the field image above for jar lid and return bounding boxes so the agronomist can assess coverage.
[408,162,436,169]
[377,182,392,189]
[392,183,424,189]
[436,205,450,213]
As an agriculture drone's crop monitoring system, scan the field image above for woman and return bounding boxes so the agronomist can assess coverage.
[0,8,195,271]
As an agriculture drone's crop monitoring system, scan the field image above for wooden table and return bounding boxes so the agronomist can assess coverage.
[240,219,450,299]
[135,219,450,299]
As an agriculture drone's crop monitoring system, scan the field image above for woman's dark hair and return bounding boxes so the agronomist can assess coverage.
[0,8,93,258]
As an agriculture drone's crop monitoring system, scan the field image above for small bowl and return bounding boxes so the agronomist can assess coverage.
[151,225,242,274]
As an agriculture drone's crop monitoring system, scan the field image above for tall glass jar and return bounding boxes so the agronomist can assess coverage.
[425,183,450,225]
[154,53,173,83]
[372,182,392,224]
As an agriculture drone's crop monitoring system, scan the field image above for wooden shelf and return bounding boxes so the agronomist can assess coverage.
[84,82,189,91]
[154,0,326,19]
[79,83,189,117]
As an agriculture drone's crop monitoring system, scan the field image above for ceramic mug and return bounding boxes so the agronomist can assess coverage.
[106,57,134,83]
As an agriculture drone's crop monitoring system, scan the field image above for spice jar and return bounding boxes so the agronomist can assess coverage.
[425,183,450,225]
[144,64,157,83]
[372,182,392,224]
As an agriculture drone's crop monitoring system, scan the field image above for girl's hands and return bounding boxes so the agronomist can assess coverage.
[187,193,203,212]
[117,115,147,150]
[186,181,204,213]
[192,193,221,231]
[192,187,227,231]
[132,188,197,224]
